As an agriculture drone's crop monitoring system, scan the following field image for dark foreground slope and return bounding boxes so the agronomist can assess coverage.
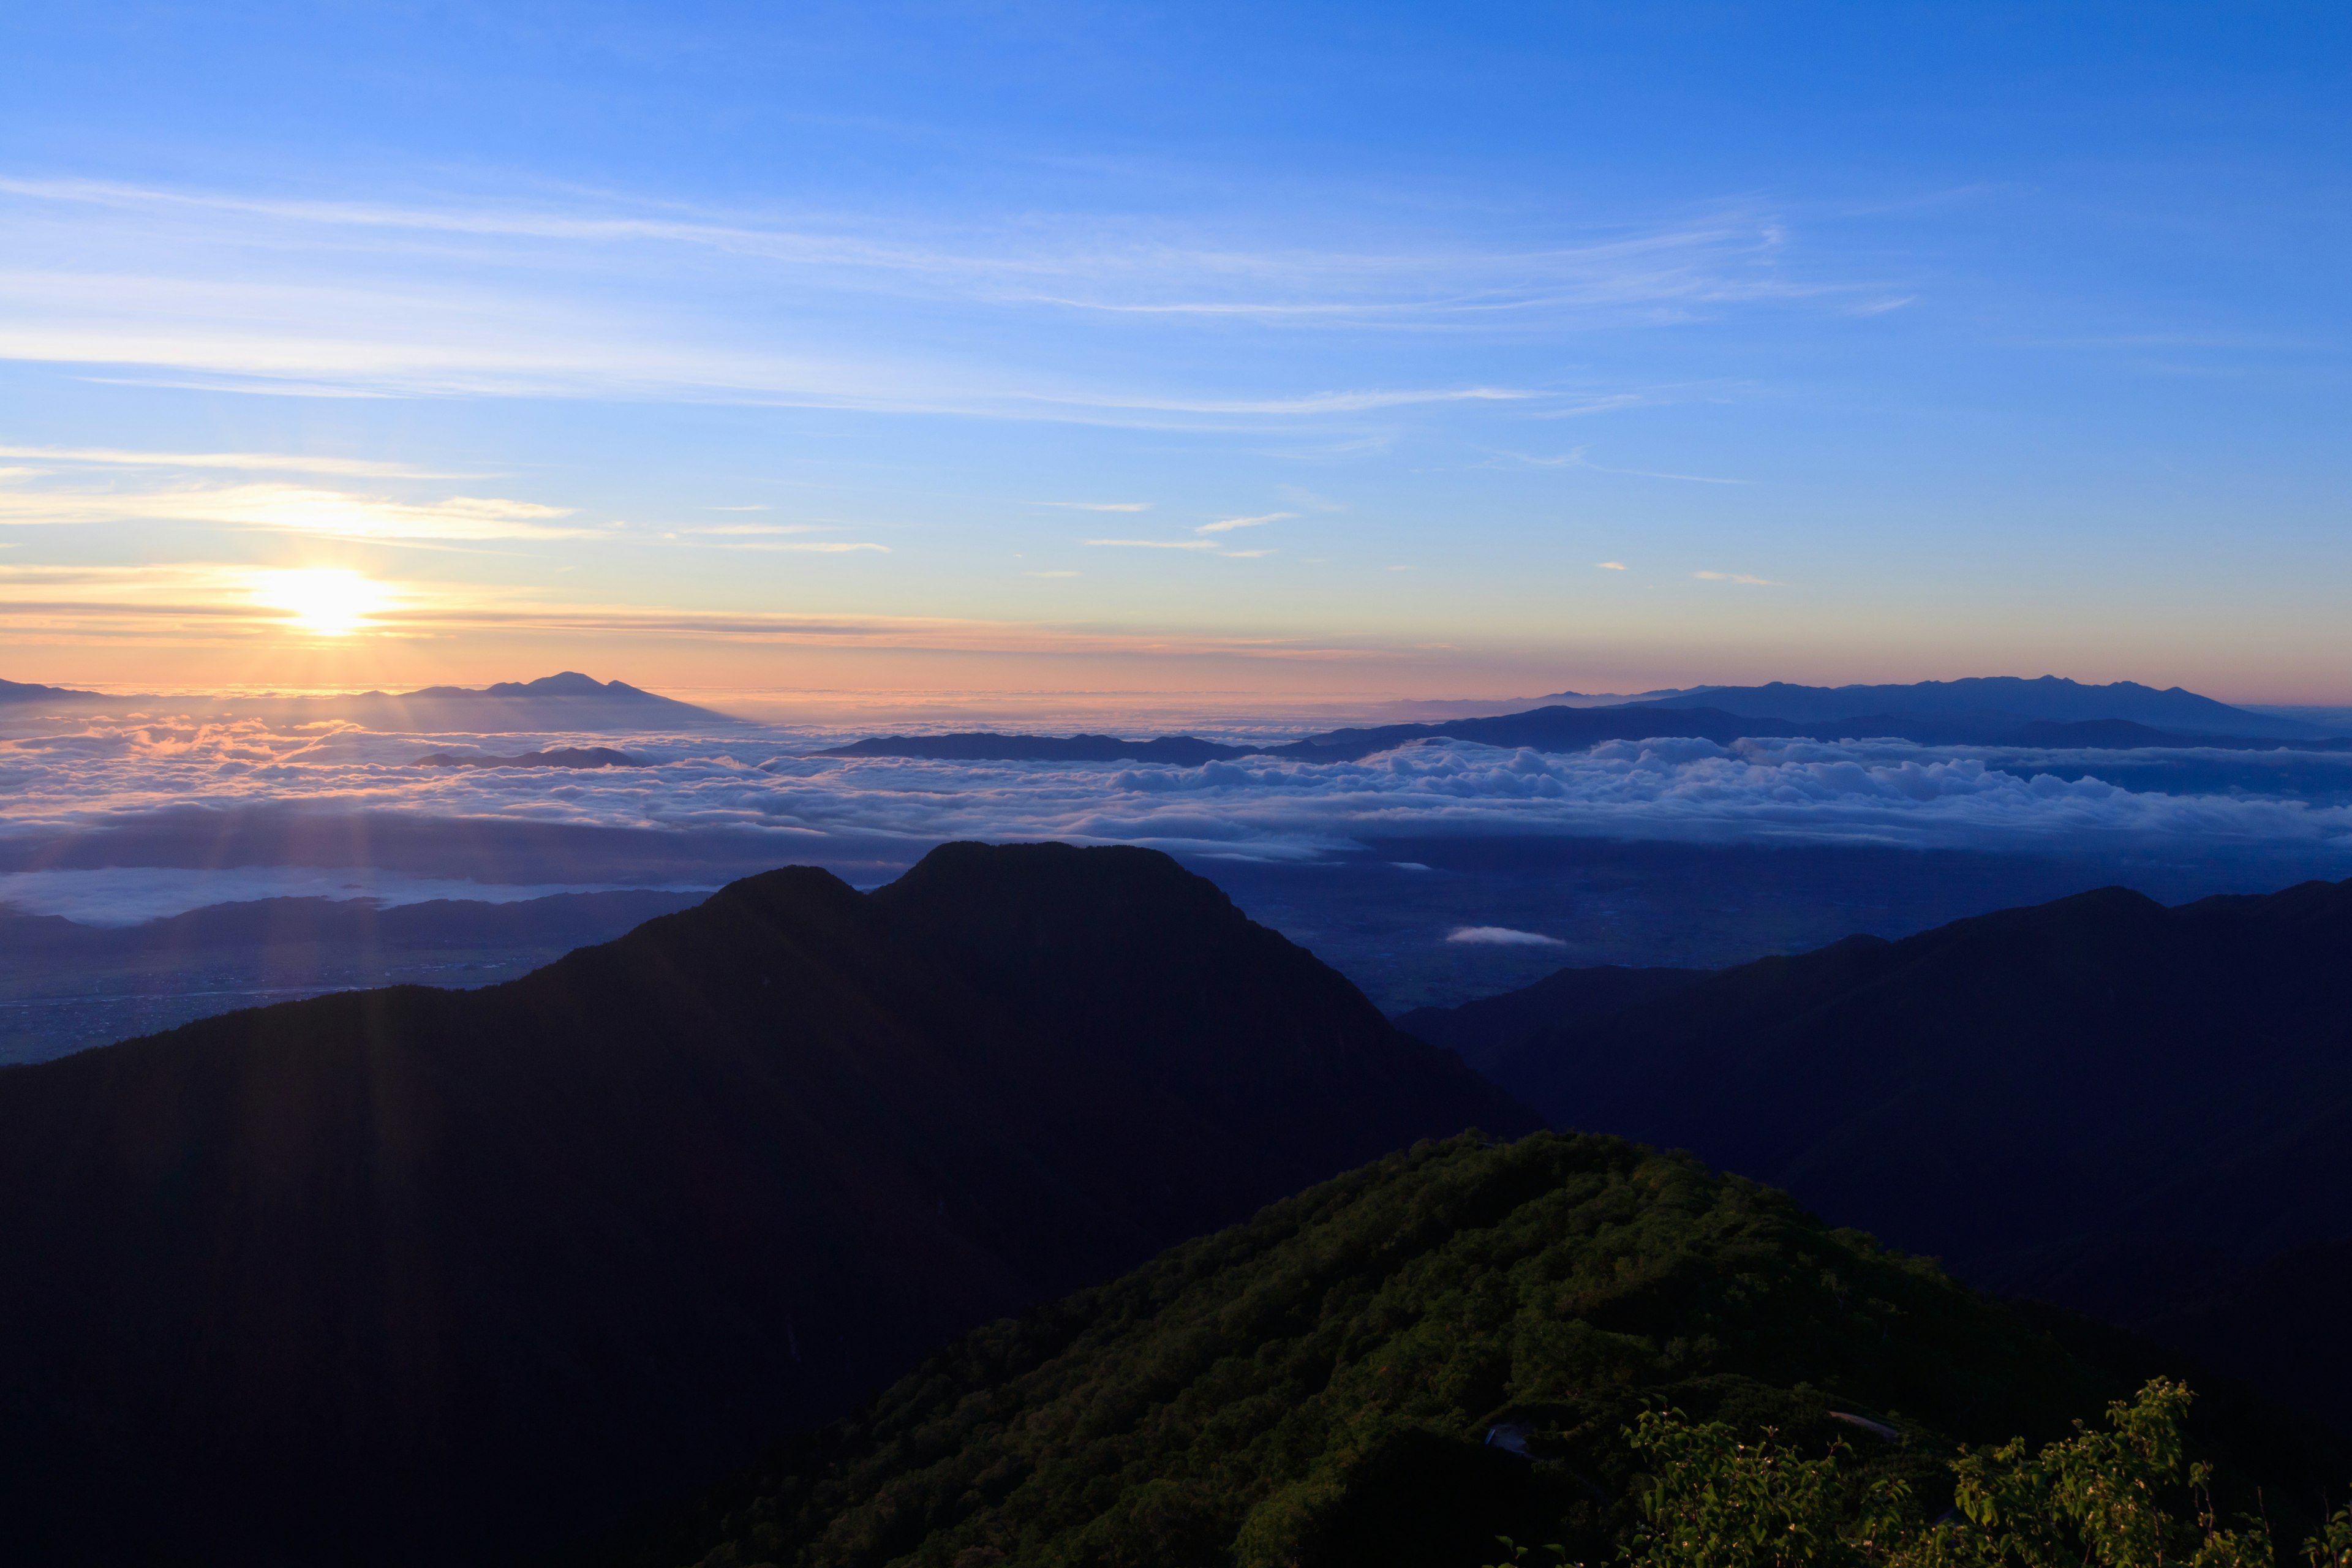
[0,843,1532,1568]
[1407,876,2352,1422]
[622,1132,2343,1568]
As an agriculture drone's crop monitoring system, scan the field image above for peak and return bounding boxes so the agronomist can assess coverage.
[482,671,609,696]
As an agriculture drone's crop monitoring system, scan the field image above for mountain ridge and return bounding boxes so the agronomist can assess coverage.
[0,842,1532,1567]
[1396,874,2352,1425]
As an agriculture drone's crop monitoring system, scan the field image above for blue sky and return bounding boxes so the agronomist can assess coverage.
[1,2,2346,701]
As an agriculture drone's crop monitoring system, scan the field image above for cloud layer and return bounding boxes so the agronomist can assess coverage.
[4,708,2351,922]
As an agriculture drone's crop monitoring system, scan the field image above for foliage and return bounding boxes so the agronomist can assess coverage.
[1617,1381,2337,1568]
[621,1131,2152,1568]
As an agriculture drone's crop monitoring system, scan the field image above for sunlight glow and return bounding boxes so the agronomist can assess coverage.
[252,568,388,636]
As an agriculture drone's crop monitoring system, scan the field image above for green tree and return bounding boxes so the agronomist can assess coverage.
[1619,1381,2309,1568]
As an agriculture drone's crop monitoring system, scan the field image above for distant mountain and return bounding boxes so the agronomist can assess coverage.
[0,672,736,729]
[0,676,104,704]
[814,679,2340,772]
[417,746,643,768]
[621,1133,2344,1568]
[399,671,681,703]
[0,843,1532,1567]
[1630,676,2327,738]
[1400,876,2352,1425]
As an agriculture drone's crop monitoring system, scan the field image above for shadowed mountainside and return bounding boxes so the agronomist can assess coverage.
[615,1132,2345,1568]
[1401,876,2352,1425]
[0,842,1533,1568]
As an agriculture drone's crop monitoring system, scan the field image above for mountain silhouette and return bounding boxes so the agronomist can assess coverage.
[1402,876,2352,1425]
[809,678,2344,771]
[0,842,1532,1567]
[1627,676,2329,738]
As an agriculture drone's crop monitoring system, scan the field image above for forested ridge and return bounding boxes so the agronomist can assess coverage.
[615,1133,2346,1568]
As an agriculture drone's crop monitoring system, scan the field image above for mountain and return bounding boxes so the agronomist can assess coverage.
[0,843,1532,1568]
[1629,676,2328,738]
[617,1132,2345,1568]
[1395,964,1707,1074]
[0,675,105,704]
[401,671,683,703]
[1400,876,2352,1425]
[818,679,2343,772]
[0,672,736,729]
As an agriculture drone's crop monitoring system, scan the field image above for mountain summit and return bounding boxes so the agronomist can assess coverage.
[0,842,1531,1567]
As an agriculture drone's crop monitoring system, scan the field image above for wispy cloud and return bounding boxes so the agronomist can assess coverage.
[0,477,590,541]
[1196,511,1293,534]
[1039,501,1150,511]
[1693,570,1779,586]
[1488,445,1755,484]
[724,540,888,553]
[1596,560,1627,570]
[0,173,1852,415]
[0,445,482,478]
[1084,538,1219,549]
[668,522,834,537]
[0,562,1375,656]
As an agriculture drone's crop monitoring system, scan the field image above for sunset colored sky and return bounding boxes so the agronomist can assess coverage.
[2,4,2346,702]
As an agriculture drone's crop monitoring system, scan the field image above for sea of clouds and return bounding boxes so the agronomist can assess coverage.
[4,710,2351,924]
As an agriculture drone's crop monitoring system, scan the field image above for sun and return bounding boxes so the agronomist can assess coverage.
[254,568,388,636]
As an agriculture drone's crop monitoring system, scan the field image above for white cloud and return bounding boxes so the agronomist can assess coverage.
[0,174,1853,414]
[1596,560,1627,570]
[0,477,587,540]
[1693,570,1778,586]
[9,721,2348,890]
[1084,538,1220,549]
[1446,925,1567,946]
[0,445,481,478]
[726,540,888,553]
[1196,511,1293,534]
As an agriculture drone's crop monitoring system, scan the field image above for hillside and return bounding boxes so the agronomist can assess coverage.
[0,843,1532,1567]
[1403,876,2352,1423]
[618,1132,2343,1568]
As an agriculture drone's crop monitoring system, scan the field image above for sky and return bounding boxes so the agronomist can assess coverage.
[2,2,2348,704]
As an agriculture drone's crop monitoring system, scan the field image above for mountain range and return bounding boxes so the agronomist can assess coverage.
[0,671,734,729]
[1397,875,2352,1426]
[0,843,1529,1567]
[818,676,2348,766]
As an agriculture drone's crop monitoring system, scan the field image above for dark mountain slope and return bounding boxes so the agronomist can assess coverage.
[621,1133,2343,1568]
[1414,876,2352,1420]
[1395,963,1706,1073]
[0,842,1532,1568]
